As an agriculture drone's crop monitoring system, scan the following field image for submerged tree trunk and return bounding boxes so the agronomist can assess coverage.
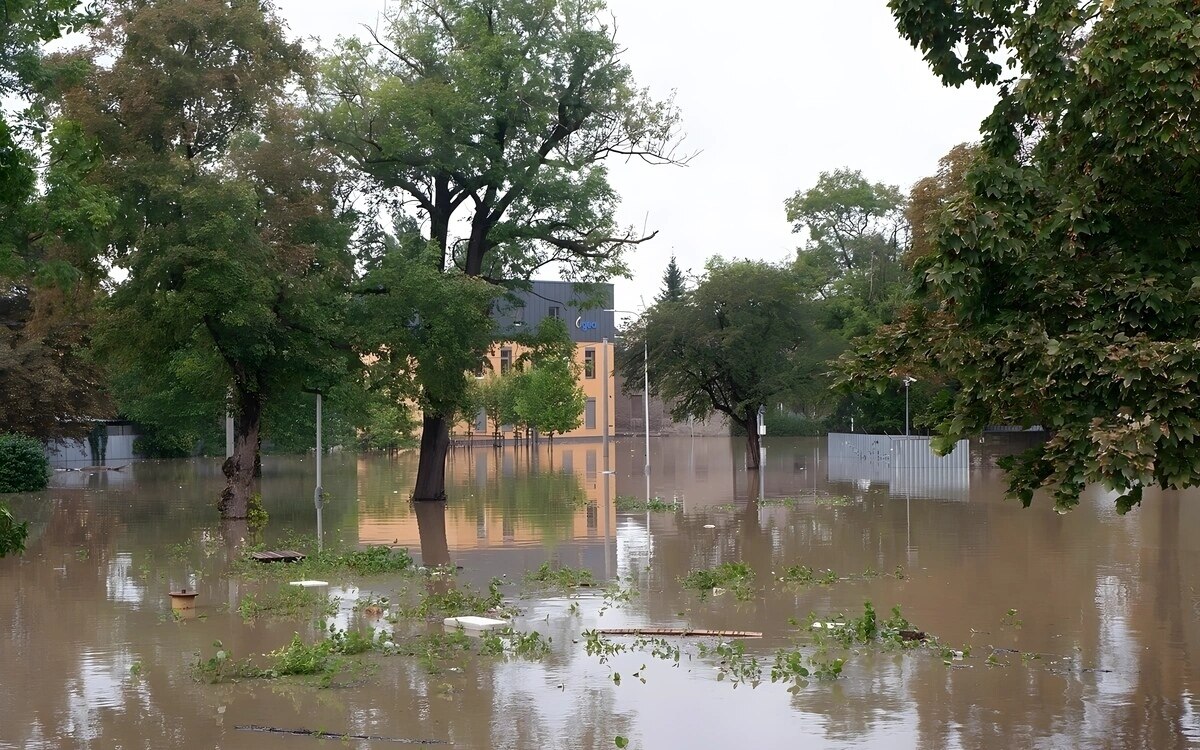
[218,387,263,519]
[744,418,761,470]
[413,412,450,501]
[413,500,451,568]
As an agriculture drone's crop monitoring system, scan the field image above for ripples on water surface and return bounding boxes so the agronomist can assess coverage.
[2,436,1199,749]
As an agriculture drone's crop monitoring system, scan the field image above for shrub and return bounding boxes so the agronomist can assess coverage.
[0,503,28,557]
[0,433,49,493]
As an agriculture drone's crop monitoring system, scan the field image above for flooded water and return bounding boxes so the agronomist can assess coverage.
[3,436,1200,749]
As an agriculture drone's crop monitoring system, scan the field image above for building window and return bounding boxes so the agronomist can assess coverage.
[548,306,560,320]
[585,398,596,429]
[584,348,595,378]
[500,348,512,374]
[475,408,487,433]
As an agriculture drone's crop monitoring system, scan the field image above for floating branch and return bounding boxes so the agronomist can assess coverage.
[235,725,448,744]
[597,628,763,638]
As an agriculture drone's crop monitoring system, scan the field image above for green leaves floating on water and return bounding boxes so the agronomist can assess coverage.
[682,562,755,601]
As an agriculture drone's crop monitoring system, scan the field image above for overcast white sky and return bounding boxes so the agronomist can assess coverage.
[277,0,997,313]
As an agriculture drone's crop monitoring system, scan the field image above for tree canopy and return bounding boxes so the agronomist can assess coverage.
[621,259,834,467]
[656,255,686,303]
[841,0,1200,512]
[0,0,109,442]
[318,0,685,499]
[46,0,358,518]
[786,169,908,332]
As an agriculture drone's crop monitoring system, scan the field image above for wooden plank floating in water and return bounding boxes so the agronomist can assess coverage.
[597,628,763,638]
[250,550,306,563]
[235,725,448,744]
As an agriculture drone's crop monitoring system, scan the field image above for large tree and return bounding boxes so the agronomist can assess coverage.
[318,0,685,500]
[620,259,832,468]
[1,0,110,442]
[354,221,499,494]
[841,0,1200,512]
[49,0,358,518]
[783,169,915,427]
[786,169,908,333]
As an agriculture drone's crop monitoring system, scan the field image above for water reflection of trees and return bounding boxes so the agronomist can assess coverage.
[7,447,1200,748]
[360,445,593,549]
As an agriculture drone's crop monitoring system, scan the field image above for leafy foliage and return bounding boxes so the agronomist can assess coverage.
[512,357,586,440]
[614,496,678,512]
[0,503,29,557]
[786,168,907,313]
[318,0,686,498]
[46,0,358,517]
[0,433,48,493]
[620,259,835,465]
[682,561,755,601]
[237,586,332,622]
[844,0,1200,511]
[524,561,596,588]
[0,1,110,442]
[354,225,501,429]
[233,540,413,580]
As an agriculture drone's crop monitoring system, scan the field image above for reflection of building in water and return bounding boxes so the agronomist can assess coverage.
[105,553,146,607]
[826,433,971,501]
[615,516,653,581]
[357,442,614,551]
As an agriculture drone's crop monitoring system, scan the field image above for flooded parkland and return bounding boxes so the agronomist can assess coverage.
[2,436,1198,749]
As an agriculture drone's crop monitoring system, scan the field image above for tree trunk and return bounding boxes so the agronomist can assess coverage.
[413,412,450,501]
[253,434,262,477]
[218,387,263,519]
[744,418,761,470]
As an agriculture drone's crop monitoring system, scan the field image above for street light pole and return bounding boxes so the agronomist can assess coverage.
[601,337,609,461]
[642,339,650,478]
[606,308,650,479]
[315,392,324,551]
[903,376,916,436]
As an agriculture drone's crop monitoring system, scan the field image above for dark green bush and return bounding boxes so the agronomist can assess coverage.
[731,410,824,437]
[0,433,49,493]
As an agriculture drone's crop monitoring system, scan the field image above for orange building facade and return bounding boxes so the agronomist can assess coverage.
[452,339,617,443]
[445,279,619,443]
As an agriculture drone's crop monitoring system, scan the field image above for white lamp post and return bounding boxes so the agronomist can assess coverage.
[315,392,324,551]
[903,376,917,436]
[606,309,650,478]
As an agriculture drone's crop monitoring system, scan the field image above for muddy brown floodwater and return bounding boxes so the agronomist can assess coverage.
[2,436,1200,749]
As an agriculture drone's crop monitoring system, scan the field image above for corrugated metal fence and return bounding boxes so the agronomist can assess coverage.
[827,433,971,500]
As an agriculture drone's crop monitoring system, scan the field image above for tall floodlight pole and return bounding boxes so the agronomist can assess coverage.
[315,392,324,551]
